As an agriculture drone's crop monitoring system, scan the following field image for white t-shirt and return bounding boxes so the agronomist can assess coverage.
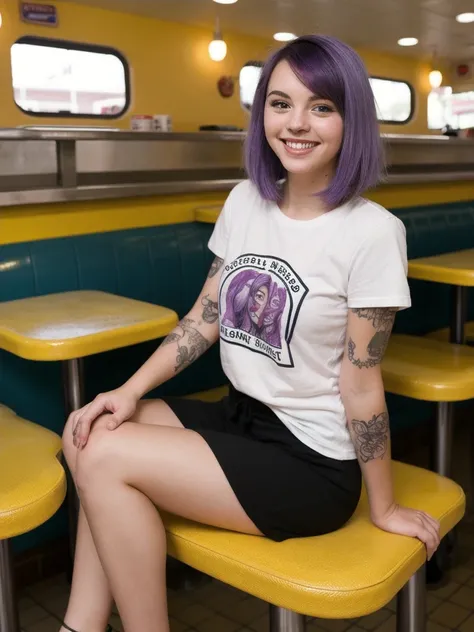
[208,180,411,460]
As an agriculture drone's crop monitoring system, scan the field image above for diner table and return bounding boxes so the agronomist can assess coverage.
[0,290,178,553]
[408,248,474,345]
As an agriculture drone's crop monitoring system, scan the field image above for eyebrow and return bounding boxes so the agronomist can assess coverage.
[267,89,324,102]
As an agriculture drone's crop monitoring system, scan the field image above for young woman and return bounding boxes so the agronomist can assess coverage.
[61,34,440,632]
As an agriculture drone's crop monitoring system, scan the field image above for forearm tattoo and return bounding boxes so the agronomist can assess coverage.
[208,256,224,279]
[161,317,211,373]
[350,412,389,463]
[348,308,397,369]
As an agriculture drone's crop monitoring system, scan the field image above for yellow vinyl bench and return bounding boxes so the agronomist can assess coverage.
[163,461,464,632]
[383,334,474,477]
[427,321,474,344]
[0,405,66,632]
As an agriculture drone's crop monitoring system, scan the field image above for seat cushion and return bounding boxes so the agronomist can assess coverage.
[184,385,229,402]
[427,321,474,344]
[0,406,66,539]
[163,461,465,619]
[383,334,474,402]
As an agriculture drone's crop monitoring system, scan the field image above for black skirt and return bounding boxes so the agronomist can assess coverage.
[161,385,361,542]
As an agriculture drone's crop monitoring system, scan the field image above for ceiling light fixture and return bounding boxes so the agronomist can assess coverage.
[398,37,418,47]
[273,32,298,42]
[213,0,238,3]
[456,12,474,23]
[209,17,227,62]
[429,69,443,88]
[429,47,443,89]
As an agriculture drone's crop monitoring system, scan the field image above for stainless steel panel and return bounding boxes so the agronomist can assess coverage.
[0,179,243,206]
[75,139,244,173]
[0,140,56,176]
[0,171,472,208]
[386,139,474,166]
[0,129,247,142]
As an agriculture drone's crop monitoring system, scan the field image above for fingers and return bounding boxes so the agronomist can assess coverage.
[415,514,441,560]
[71,398,106,449]
[422,512,441,534]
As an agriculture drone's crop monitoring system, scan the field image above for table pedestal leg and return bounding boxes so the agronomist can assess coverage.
[427,404,455,584]
[450,285,467,344]
[62,358,85,559]
[433,402,453,478]
[0,540,20,632]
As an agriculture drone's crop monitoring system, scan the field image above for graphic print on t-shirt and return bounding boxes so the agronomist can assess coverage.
[219,253,308,367]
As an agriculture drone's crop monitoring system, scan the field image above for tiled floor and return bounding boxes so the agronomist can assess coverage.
[16,518,474,632]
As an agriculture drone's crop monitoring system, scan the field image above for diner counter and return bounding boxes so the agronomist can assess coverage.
[0,129,473,208]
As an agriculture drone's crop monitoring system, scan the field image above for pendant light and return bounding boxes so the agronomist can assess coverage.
[429,49,443,89]
[209,17,227,62]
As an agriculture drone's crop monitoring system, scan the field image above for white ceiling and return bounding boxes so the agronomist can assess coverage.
[66,0,474,60]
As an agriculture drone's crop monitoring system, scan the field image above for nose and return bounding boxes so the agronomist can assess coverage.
[287,107,310,134]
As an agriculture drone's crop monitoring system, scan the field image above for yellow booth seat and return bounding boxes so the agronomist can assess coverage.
[163,462,464,621]
[0,405,66,539]
[382,333,474,402]
[427,322,474,344]
[0,405,66,632]
[185,385,229,402]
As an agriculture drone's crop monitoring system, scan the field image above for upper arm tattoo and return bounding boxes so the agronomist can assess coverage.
[348,308,397,369]
[208,256,224,279]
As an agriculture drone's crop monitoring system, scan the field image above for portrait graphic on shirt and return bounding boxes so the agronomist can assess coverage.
[219,253,308,367]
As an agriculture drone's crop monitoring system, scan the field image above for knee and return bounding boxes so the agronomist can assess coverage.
[75,416,120,494]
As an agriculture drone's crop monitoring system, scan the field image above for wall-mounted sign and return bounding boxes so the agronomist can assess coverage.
[20,3,58,26]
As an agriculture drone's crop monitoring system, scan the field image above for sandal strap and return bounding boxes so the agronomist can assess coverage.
[62,623,113,632]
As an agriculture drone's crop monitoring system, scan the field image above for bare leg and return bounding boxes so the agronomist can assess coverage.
[61,400,186,632]
[74,418,262,632]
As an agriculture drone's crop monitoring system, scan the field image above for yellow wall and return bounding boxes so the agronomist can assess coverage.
[2,181,474,246]
[1,0,437,134]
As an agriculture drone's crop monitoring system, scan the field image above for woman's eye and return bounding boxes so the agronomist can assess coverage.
[270,100,289,109]
[313,104,334,114]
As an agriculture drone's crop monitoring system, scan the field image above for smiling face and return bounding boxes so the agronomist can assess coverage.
[263,60,344,180]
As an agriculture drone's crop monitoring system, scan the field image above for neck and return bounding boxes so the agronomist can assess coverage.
[280,170,334,219]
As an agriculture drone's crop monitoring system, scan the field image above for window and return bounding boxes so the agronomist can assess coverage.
[239,63,414,125]
[11,36,130,118]
[240,62,264,111]
[369,77,413,124]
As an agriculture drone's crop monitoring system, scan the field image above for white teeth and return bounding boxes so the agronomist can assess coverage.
[285,141,316,150]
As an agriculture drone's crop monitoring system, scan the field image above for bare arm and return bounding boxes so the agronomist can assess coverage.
[340,307,440,558]
[123,256,223,399]
[339,307,397,520]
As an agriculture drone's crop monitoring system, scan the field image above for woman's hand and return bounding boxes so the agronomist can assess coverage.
[69,387,140,450]
[372,504,441,560]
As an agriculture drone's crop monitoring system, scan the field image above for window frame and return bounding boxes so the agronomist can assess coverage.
[239,62,415,125]
[11,35,131,119]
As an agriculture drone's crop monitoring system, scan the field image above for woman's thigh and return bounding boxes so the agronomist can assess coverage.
[76,422,263,537]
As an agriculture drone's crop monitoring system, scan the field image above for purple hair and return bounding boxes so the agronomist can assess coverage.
[245,35,384,209]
